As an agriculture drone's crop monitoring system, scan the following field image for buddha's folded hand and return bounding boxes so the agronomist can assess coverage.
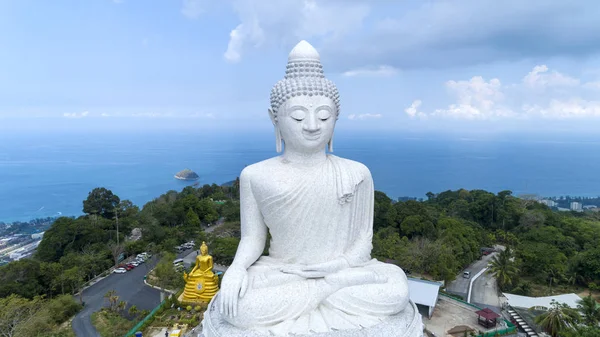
[219,265,248,318]
[280,258,350,278]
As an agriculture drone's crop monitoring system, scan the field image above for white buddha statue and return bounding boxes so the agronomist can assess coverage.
[202,41,422,337]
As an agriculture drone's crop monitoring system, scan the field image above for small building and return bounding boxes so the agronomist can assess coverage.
[31,232,45,240]
[475,308,500,328]
[407,277,443,319]
[539,199,557,207]
[570,202,583,211]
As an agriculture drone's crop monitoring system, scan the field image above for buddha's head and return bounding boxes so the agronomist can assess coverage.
[269,40,340,153]
[200,241,208,256]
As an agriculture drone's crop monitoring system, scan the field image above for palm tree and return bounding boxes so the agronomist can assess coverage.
[577,294,600,326]
[487,247,519,291]
[534,300,580,337]
[128,304,139,318]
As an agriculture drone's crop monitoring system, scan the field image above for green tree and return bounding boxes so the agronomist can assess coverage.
[63,266,85,304]
[186,208,201,227]
[577,294,600,326]
[108,241,125,267]
[0,295,46,337]
[534,300,580,337]
[562,326,600,337]
[104,289,119,312]
[128,304,139,318]
[487,247,519,291]
[0,259,44,299]
[83,187,120,219]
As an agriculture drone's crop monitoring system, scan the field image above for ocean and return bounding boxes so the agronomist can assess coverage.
[1,129,599,223]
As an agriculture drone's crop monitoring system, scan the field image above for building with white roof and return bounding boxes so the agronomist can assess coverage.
[407,277,443,318]
[503,293,581,310]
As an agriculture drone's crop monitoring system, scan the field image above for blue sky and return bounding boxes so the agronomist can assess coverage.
[2,0,600,134]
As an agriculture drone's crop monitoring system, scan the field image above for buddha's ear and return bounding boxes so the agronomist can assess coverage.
[268,108,277,126]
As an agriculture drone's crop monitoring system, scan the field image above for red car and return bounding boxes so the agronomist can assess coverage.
[119,264,134,271]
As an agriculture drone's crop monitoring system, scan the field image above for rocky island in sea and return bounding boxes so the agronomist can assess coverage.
[174,169,199,181]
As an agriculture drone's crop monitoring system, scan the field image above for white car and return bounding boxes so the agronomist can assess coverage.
[129,261,140,267]
[134,258,145,264]
[113,267,127,274]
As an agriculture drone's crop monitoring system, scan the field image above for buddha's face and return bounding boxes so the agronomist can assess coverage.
[277,95,336,153]
[201,247,208,255]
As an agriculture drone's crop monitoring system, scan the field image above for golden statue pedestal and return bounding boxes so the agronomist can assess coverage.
[179,242,220,304]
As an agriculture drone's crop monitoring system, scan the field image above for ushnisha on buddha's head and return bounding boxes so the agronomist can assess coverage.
[200,241,208,256]
[269,40,340,154]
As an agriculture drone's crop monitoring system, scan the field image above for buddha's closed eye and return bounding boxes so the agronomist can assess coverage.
[290,110,306,121]
[317,110,331,121]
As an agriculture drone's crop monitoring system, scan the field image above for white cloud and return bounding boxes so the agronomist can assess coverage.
[63,111,89,119]
[188,112,216,119]
[404,100,425,118]
[583,81,600,90]
[347,113,382,120]
[342,65,397,77]
[412,65,600,120]
[131,112,173,118]
[181,0,205,19]
[223,0,369,63]
[523,65,579,89]
[101,113,111,117]
[523,100,600,119]
[433,76,512,120]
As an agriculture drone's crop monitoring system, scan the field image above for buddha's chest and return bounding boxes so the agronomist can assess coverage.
[250,167,321,204]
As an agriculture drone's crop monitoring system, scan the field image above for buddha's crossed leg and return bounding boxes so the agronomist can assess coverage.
[222,262,409,329]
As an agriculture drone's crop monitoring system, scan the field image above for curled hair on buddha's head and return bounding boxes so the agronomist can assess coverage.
[269,40,341,124]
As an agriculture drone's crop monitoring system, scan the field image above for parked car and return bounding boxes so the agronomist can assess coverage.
[119,264,134,271]
[126,263,136,269]
[129,261,140,267]
[113,267,127,274]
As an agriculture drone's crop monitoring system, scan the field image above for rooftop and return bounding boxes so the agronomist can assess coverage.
[503,292,582,309]
[407,277,443,308]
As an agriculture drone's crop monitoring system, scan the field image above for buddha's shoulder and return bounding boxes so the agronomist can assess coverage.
[328,155,372,177]
[239,157,282,181]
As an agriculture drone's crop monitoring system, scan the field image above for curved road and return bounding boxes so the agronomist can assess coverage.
[73,248,196,337]
[72,257,161,337]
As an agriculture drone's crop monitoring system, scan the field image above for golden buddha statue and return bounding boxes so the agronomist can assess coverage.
[181,241,220,303]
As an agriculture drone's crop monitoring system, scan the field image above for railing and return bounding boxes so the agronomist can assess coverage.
[123,299,167,337]
[478,326,517,337]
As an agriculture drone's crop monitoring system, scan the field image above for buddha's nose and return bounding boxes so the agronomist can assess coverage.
[303,115,320,132]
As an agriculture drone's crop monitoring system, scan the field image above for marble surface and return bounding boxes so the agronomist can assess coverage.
[202,295,424,337]
[210,40,419,336]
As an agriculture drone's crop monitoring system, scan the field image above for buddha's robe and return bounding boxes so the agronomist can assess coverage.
[222,155,409,335]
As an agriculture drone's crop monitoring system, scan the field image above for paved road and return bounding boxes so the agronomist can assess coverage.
[72,248,196,337]
[471,264,502,309]
[72,257,161,337]
[445,252,497,299]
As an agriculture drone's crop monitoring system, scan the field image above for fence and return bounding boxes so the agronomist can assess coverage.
[123,299,167,337]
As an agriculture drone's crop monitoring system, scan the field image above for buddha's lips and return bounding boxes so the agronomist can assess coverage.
[303,132,321,140]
